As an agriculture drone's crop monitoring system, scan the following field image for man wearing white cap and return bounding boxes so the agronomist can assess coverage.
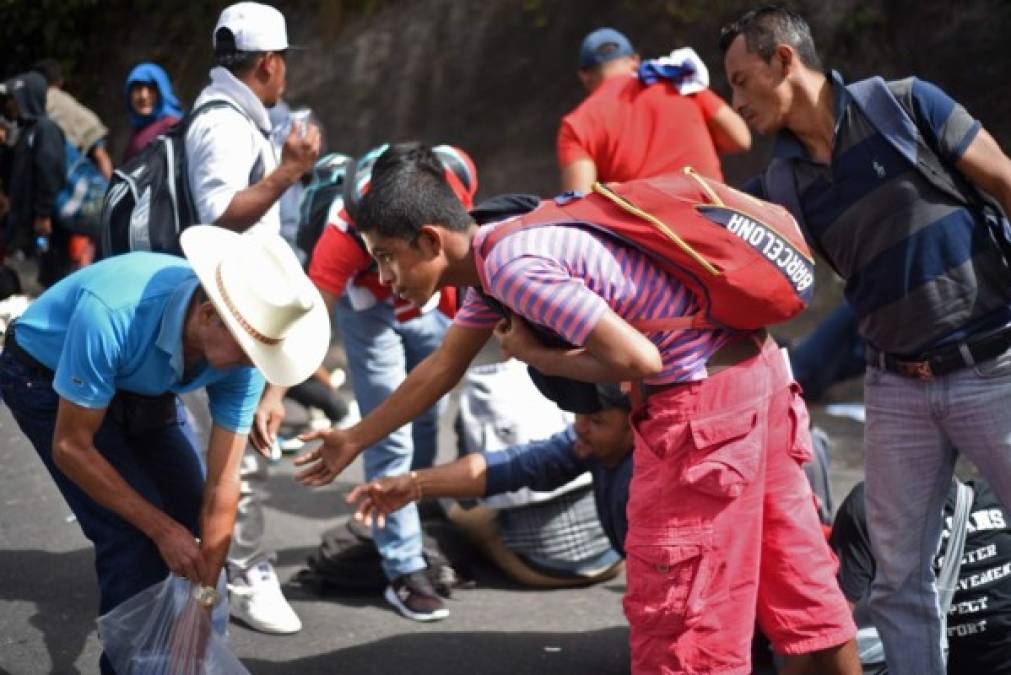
[186,1,319,237]
[184,1,321,634]
[0,227,327,674]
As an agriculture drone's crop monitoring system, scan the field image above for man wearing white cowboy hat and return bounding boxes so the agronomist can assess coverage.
[0,226,327,675]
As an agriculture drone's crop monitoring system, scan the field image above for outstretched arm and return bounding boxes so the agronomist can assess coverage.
[294,324,493,486]
[348,427,587,527]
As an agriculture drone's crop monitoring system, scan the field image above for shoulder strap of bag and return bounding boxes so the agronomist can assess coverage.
[847,77,988,210]
[937,478,974,663]
[937,478,973,611]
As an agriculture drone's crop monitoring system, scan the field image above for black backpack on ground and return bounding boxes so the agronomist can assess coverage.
[292,517,473,597]
[99,99,264,258]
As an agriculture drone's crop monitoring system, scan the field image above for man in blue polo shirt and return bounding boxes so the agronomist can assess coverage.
[721,7,1011,674]
[0,226,327,674]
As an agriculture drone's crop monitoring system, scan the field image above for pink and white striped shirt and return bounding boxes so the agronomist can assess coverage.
[455,220,735,384]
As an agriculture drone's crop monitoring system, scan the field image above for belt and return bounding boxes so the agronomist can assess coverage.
[866,325,1011,380]
[3,323,54,379]
[641,330,769,400]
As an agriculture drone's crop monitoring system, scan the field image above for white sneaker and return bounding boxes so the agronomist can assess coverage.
[228,561,302,634]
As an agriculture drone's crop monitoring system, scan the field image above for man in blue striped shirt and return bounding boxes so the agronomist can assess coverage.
[721,7,1011,674]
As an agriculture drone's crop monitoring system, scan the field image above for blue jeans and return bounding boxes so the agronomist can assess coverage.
[0,350,206,674]
[864,346,1011,674]
[789,301,865,401]
[336,296,449,579]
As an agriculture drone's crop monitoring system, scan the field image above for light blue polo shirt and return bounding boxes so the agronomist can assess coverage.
[15,252,265,433]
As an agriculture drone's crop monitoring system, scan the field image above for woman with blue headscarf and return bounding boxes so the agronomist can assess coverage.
[122,63,185,162]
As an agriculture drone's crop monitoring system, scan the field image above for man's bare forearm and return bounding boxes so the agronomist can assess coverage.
[214,164,301,232]
[197,427,248,585]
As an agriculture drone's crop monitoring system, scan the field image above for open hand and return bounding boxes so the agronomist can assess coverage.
[345,475,417,528]
[293,426,359,486]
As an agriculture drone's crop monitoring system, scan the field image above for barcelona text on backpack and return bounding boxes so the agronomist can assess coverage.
[99,100,264,258]
[478,167,815,333]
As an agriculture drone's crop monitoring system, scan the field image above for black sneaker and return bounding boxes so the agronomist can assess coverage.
[384,570,450,622]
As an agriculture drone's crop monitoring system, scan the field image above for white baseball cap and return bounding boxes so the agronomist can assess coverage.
[214,2,290,52]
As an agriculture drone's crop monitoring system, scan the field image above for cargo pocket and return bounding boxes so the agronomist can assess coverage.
[786,382,814,464]
[681,408,760,499]
[623,539,713,636]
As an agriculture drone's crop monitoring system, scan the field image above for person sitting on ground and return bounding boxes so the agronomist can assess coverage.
[32,58,113,180]
[445,358,622,588]
[122,62,185,163]
[0,227,328,675]
[558,27,750,193]
[350,379,632,559]
[830,479,1011,674]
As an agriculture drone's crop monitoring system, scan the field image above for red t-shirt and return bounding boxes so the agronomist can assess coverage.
[557,76,727,182]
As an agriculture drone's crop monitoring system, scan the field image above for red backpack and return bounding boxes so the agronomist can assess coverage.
[478,167,814,331]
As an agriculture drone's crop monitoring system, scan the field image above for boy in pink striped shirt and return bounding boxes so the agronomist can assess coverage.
[294,143,857,674]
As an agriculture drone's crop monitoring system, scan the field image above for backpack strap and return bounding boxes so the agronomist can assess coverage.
[847,76,983,210]
[937,478,974,662]
[846,77,920,167]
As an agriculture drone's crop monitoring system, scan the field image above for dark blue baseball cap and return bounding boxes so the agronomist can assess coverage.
[578,27,635,69]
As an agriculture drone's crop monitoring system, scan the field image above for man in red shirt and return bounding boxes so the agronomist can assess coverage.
[558,28,751,192]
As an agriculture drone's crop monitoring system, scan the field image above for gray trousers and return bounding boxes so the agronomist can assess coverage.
[864,347,1011,674]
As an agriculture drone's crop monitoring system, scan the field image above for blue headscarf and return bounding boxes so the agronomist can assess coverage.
[124,62,184,129]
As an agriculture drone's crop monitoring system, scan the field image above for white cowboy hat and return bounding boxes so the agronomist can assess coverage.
[180,226,329,387]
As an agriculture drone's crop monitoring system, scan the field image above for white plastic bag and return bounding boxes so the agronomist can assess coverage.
[98,573,248,675]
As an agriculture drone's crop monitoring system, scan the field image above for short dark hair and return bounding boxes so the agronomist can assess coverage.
[719,5,822,70]
[32,58,63,86]
[355,143,473,243]
[213,28,265,76]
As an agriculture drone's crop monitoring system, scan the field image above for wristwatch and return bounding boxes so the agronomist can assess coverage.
[192,584,220,608]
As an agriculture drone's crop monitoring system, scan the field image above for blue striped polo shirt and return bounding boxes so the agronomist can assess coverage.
[750,71,1011,356]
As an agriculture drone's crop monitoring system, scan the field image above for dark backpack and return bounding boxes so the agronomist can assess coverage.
[296,152,353,261]
[99,100,264,258]
[292,518,469,597]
